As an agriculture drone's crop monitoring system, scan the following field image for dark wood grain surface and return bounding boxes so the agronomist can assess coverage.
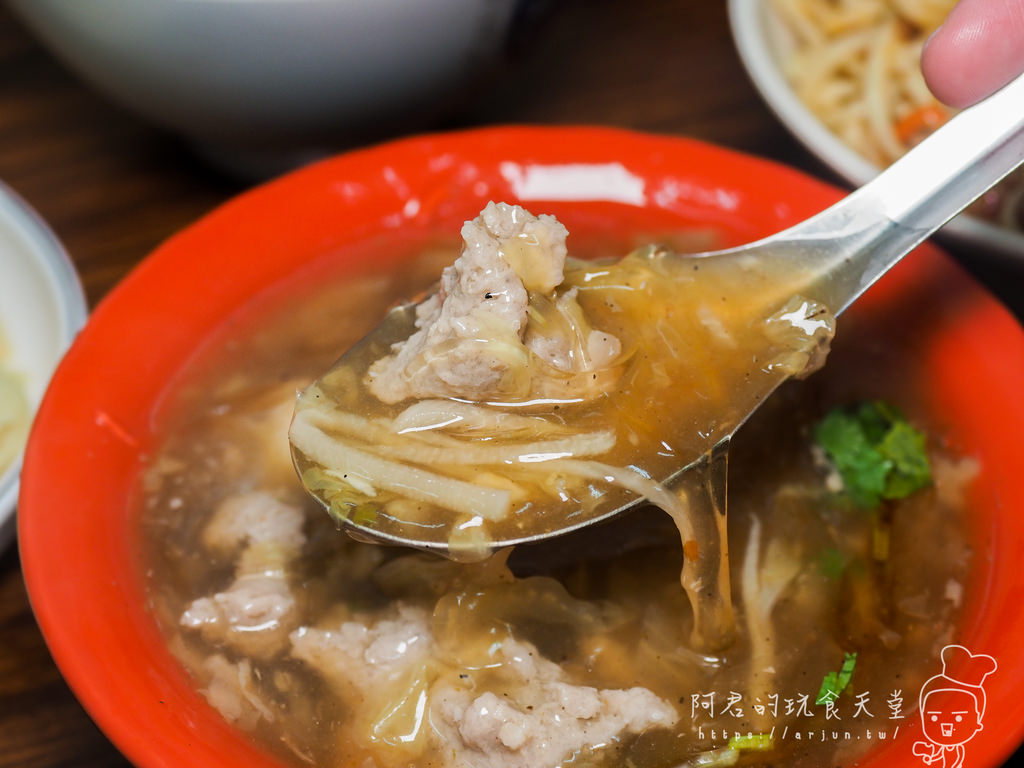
[0,1,1021,766]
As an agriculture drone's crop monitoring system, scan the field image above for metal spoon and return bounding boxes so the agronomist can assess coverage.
[292,72,1024,558]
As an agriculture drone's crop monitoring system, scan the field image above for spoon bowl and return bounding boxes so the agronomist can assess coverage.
[292,74,1024,560]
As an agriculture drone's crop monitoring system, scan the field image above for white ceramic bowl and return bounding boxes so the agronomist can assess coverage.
[7,0,524,176]
[0,182,87,550]
[727,0,1024,261]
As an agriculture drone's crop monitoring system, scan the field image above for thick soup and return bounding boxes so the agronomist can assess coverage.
[142,216,971,768]
[290,203,833,559]
[290,203,837,650]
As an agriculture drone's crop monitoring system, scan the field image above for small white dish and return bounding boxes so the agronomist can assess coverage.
[0,181,88,550]
[727,0,1024,260]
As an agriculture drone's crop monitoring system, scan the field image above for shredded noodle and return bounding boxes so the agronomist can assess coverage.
[773,0,1023,230]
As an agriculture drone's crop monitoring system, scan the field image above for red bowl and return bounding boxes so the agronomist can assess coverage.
[18,126,1024,767]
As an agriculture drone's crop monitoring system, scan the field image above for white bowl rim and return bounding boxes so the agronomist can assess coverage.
[726,0,1024,260]
[0,180,88,550]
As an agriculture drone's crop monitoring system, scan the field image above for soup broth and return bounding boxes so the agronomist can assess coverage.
[142,229,971,768]
[290,204,833,559]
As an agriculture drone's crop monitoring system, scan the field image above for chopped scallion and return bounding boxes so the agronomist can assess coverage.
[816,651,857,705]
[728,733,774,751]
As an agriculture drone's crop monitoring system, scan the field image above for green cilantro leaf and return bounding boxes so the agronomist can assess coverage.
[813,401,931,509]
[878,420,932,498]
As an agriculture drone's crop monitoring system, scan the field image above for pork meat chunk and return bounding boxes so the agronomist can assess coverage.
[181,492,306,659]
[202,490,306,554]
[289,603,434,693]
[431,638,678,768]
[367,202,569,404]
[290,607,676,768]
[199,654,277,731]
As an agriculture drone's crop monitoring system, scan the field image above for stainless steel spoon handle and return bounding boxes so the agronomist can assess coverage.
[758,72,1024,314]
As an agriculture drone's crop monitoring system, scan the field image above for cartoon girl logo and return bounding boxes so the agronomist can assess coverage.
[912,644,997,768]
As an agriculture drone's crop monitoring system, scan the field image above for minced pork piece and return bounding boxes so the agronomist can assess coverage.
[431,637,678,768]
[289,603,435,693]
[181,492,305,659]
[290,607,678,767]
[367,202,570,403]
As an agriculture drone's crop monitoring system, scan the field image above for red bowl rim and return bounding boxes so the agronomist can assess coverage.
[18,125,1024,767]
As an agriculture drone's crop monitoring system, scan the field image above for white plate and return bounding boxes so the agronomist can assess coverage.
[727,0,1024,261]
[0,182,88,550]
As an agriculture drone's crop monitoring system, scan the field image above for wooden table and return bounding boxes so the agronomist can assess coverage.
[0,2,1020,766]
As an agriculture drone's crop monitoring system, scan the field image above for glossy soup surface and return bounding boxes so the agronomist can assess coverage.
[142,231,970,768]
[291,233,832,557]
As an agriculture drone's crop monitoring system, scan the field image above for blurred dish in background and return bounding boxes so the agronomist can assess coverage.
[772,0,951,166]
[771,0,1023,231]
[6,0,534,178]
[0,180,88,550]
[729,0,1024,258]
[0,331,30,483]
